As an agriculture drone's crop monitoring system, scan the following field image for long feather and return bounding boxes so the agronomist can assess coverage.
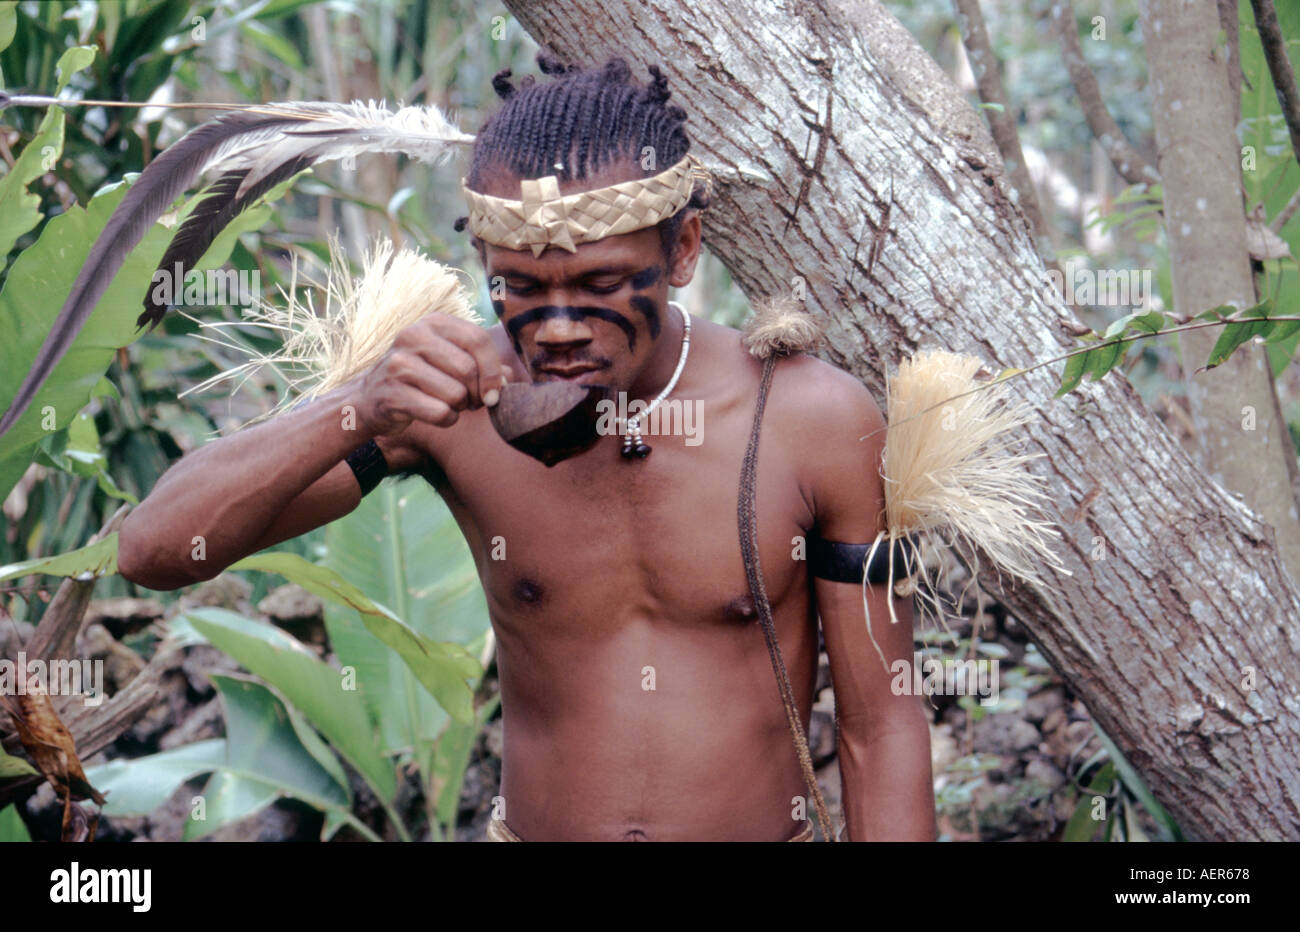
[0,99,474,438]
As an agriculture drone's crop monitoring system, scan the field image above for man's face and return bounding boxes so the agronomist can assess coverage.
[474,162,702,393]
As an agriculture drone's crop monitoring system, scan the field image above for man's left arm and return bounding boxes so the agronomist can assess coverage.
[802,369,936,842]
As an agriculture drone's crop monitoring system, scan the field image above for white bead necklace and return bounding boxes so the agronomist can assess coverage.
[621,300,691,459]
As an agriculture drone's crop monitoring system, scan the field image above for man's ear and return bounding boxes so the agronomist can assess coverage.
[667,211,702,287]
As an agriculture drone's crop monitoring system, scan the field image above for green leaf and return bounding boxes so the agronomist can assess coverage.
[1128,310,1167,334]
[54,45,96,93]
[51,410,139,504]
[183,675,351,841]
[1264,317,1300,345]
[83,739,225,817]
[237,18,304,71]
[1103,310,1167,339]
[1061,760,1115,842]
[0,804,31,842]
[1061,794,1099,842]
[0,532,117,582]
[1085,340,1125,381]
[320,480,491,759]
[1092,722,1182,842]
[1121,794,1149,842]
[1205,300,1274,370]
[0,2,16,56]
[91,376,120,402]
[0,106,64,271]
[230,550,480,725]
[183,607,397,803]
[1055,344,1092,397]
[0,174,275,501]
[0,746,38,779]
[0,181,160,500]
[431,694,499,836]
[1194,304,1235,322]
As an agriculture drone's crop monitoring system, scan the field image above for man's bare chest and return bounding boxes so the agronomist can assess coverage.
[430,406,814,633]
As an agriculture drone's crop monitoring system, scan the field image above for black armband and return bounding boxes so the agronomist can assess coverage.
[807,534,916,585]
[345,439,389,497]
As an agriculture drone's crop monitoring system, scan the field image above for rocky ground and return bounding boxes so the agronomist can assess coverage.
[5,559,1141,842]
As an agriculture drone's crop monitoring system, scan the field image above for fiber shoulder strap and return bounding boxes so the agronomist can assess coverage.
[737,352,837,841]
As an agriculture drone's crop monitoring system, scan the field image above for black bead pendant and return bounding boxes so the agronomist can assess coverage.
[621,429,652,459]
[621,438,653,459]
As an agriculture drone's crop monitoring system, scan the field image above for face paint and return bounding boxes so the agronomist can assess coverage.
[629,266,662,289]
[504,304,639,352]
[626,266,664,338]
[627,295,661,339]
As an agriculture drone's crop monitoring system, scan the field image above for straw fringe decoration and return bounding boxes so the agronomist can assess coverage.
[861,349,1072,666]
[184,234,479,422]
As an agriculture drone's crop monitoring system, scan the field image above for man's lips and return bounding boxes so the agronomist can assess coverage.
[537,364,605,380]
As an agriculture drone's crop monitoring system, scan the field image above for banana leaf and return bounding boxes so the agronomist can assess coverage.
[320,479,490,810]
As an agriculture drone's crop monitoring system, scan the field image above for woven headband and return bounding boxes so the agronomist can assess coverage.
[460,154,711,256]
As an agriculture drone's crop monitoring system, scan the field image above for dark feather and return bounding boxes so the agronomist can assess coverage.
[139,154,312,329]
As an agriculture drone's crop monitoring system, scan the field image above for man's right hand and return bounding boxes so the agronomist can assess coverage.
[356,314,514,436]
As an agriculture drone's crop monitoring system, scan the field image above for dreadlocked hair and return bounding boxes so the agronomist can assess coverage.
[456,51,710,259]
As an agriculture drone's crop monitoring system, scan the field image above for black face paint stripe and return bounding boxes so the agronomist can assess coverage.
[628,295,661,339]
[629,266,662,290]
[505,305,638,351]
[491,298,506,318]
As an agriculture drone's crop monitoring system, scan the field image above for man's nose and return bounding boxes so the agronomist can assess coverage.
[534,314,593,346]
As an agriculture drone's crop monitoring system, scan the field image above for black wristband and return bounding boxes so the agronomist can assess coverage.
[807,534,916,585]
[345,439,389,497]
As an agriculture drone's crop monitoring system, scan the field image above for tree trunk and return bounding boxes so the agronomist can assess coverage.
[1141,0,1300,583]
[502,0,1300,840]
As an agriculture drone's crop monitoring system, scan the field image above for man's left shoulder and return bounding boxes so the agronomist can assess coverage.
[767,353,886,451]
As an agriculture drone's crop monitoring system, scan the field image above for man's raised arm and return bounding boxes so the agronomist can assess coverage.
[117,314,511,590]
[795,363,937,842]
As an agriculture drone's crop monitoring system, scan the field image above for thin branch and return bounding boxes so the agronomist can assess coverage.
[1250,1,1300,169]
[952,0,1055,261]
[1050,1,1159,186]
[1271,185,1300,232]
[859,314,1300,442]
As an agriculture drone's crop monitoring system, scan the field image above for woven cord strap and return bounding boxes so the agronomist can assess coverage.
[738,354,837,842]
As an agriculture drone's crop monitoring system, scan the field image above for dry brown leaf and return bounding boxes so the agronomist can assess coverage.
[0,692,106,806]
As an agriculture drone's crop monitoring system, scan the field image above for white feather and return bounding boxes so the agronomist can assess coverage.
[187,100,475,198]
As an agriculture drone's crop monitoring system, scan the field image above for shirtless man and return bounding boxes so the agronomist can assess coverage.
[117,56,936,842]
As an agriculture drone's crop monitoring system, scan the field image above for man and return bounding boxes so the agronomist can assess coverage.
[117,55,936,842]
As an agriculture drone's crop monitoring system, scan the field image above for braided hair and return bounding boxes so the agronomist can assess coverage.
[456,52,710,259]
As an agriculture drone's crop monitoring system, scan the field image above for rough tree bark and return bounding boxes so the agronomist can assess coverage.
[1141,0,1300,585]
[502,0,1300,840]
